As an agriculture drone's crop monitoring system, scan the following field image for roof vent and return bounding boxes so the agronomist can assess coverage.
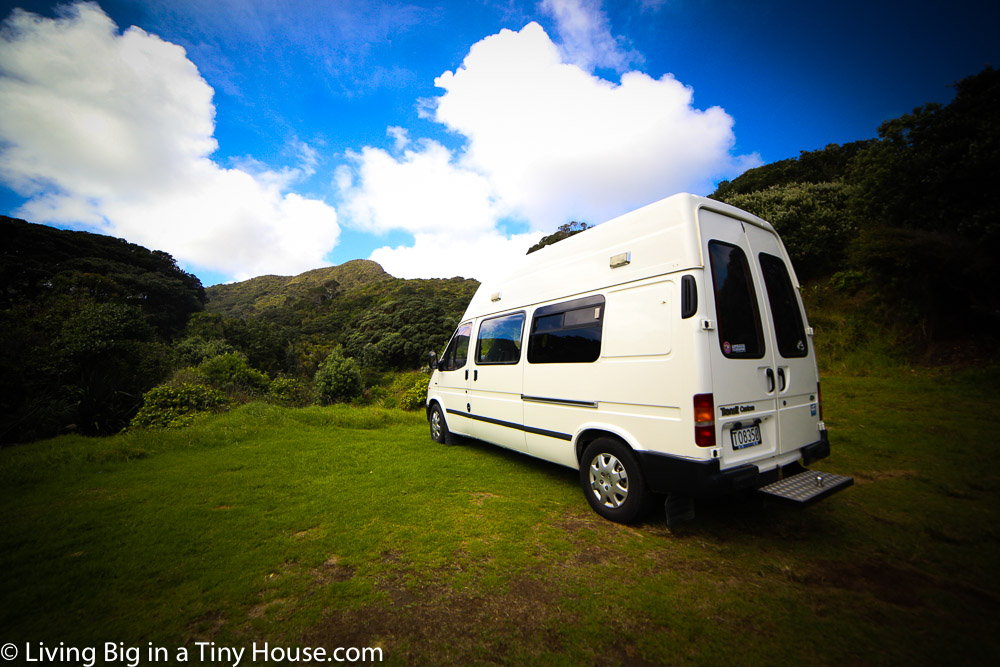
[490,291,502,302]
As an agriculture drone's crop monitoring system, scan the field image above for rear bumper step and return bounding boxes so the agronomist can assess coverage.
[757,469,853,505]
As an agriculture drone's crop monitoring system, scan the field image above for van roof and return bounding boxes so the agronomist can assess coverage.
[464,193,776,319]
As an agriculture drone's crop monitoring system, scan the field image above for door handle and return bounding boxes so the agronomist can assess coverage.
[777,367,786,392]
[465,370,468,380]
[473,370,478,381]
[765,368,775,393]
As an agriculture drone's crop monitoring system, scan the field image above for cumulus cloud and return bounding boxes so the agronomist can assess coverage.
[341,19,758,280]
[369,231,540,281]
[433,21,758,227]
[0,2,339,281]
[337,138,499,238]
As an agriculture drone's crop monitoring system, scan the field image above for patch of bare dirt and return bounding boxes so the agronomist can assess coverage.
[312,555,356,584]
[798,559,999,610]
[852,469,918,484]
[303,571,574,664]
[469,492,499,506]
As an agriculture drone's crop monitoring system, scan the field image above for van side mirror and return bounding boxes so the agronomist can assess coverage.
[428,350,438,371]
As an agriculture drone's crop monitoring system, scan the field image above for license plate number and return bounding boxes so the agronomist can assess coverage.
[731,424,762,450]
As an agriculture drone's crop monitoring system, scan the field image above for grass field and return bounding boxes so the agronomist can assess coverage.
[2,368,999,665]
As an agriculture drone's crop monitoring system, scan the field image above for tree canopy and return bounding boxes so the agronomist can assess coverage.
[711,66,999,345]
[1,219,206,442]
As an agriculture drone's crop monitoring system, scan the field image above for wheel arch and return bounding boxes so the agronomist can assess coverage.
[574,425,642,466]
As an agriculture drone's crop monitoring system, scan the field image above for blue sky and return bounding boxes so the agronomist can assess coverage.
[1,0,996,285]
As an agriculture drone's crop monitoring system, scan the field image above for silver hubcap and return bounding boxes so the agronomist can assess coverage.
[588,453,628,508]
[430,410,443,440]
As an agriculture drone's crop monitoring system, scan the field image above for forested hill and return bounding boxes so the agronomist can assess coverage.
[204,259,393,317]
[1,217,206,442]
[1,216,205,336]
[710,65,999,359]
[202,261,479,374]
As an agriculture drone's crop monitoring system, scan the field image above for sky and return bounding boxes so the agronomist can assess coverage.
[0,0,996,286]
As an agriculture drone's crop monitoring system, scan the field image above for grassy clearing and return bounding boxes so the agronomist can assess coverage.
[1,370,998,665]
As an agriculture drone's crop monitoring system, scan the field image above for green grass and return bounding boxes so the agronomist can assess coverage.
[2,370,999,665]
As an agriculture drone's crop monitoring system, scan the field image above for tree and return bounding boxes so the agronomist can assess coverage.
[314,347,362,404]
[526,221,591,254]
[716,181,858,281]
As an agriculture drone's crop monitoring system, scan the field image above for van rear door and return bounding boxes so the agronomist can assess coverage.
[746,227,820,457]
[700,208,820,467]
[700,209,780,467]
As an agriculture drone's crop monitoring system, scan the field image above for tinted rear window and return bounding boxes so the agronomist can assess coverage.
[759,253,808,358]
[528,296,604,364]
[708,241,765,359]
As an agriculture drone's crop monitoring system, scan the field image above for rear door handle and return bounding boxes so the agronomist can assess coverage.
[777,368,786,392]
[765,368,775,393]
[473,370,478,381]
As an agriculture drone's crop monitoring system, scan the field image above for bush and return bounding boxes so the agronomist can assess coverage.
[314,347,363,405]
[391,372,429,411]
[268,377,313,407]
[197,352,270,396]
[173,336,236,367]
[130,383,228,429]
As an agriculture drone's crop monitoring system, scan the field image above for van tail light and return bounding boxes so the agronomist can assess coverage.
[694,393,716,447]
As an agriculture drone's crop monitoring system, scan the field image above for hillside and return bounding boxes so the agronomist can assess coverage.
[1,217,206,442]
[1,215,205,335]
[204,259,393,317]
[198,260,479,376]
[710,65,999,365]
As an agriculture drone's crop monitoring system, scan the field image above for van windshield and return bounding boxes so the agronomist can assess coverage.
[708,241,765,359]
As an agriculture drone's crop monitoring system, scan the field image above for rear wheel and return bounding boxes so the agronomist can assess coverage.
[580,438,648,524]
[429,403,449,444]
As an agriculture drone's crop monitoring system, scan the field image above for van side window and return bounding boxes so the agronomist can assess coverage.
[441,323,472,371]
[476,312,525,364]
[708,241,765,359]
[528,295,605,364]
[759,253,808,358]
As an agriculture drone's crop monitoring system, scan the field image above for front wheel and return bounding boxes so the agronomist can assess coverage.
[429,403,450,444]
[580,438,648,524]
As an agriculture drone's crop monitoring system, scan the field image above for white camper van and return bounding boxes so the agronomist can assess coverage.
[426,193,851,524]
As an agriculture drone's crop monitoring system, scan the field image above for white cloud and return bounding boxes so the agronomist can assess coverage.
[0,2,339,281]
[369,231,540,281]
[337,139,501,238]
[339,19,758,281]
[539,0,641,72]
[432,21,760,229]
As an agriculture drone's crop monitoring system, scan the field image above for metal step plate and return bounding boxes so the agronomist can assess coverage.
[758,469,853,505]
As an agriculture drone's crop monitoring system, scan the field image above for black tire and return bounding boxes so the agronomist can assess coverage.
[428,403,450,444]
[579,437,648,524]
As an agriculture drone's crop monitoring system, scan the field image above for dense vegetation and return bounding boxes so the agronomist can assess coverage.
[0,219,206,443]
[0,224,477,443]
[711,66,999,364]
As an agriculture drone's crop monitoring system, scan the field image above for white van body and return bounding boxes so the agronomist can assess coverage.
[426,193,846,523]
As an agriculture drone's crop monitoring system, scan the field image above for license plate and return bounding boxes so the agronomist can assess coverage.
[731,424,762,450]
